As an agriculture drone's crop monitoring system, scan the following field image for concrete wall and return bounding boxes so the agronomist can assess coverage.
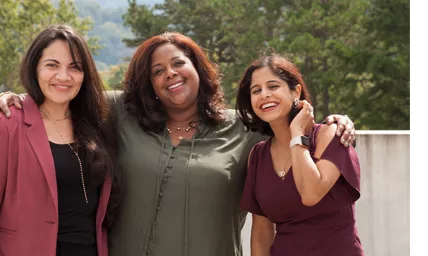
[240,131,410,256]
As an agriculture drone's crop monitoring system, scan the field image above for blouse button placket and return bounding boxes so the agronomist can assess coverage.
[147,148,176,255]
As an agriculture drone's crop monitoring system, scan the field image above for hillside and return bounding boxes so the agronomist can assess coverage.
[51,0,163,70]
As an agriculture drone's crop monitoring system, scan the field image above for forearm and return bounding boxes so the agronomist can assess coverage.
[250,214,275,256]
[250,228,274,256]
[291,146,324,205]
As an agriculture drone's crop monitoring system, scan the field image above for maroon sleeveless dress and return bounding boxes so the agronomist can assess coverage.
[240,124,364,256]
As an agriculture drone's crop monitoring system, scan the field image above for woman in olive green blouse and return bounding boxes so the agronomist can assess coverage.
[106,32,354,256]
[0,31,355,256]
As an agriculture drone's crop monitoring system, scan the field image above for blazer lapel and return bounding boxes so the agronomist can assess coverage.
[23,97,58,214]
[96,176,112,229]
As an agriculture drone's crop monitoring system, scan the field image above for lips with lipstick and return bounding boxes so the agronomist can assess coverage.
[260,101,279,111]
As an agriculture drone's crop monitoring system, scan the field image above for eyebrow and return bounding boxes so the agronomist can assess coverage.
[41,59,82,65]
[250,80,280,90]
[151,56,182,69]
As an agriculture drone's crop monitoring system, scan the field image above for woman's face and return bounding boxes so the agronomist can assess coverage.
[150,43,200,111]
[37,39,84,106]
[250,67,300,124]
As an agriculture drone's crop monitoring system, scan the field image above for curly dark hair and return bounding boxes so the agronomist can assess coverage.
[236,54,312,136]
[20,24,121,227]
[123,31,226,133]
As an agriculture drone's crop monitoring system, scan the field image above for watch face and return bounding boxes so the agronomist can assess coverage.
[302,136,310,148]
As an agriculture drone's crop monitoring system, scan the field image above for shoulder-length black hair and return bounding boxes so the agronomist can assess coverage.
[123,31,226,133]
[20,24,121,227]
[236,54,312,136]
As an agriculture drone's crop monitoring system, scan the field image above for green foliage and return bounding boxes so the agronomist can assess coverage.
[106,63,129,90]
[0,0,100,93]
[122,0,409,130]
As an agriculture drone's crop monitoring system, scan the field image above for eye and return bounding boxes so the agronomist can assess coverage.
[153,69,163,76]
[268,84,279,89]
[174,61,185,67]
[251,88,261,95]
[70,64,82,71]
[46,63,58,68]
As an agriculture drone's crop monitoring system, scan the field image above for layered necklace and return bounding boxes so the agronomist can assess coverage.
[166,122,199,141]
[40,108,88,204]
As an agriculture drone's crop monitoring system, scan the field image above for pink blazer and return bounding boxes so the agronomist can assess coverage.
[0,97,111,256]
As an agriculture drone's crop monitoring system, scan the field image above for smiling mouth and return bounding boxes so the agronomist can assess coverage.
[167,81,184,90]
[260,102,278,110]
[52,84,72,89]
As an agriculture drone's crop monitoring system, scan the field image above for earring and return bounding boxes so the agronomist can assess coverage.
[155,96,159,100]
[293,98,299,107]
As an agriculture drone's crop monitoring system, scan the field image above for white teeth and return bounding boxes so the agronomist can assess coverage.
[168,82,184,90]
[53,85,70,89]
[261,102,277,109]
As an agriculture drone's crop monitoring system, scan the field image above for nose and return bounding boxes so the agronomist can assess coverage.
[260,88,271,99]
[166,66,178,79]
[55,68,71,81]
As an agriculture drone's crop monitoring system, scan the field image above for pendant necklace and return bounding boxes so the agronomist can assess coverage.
[41,109,88,204]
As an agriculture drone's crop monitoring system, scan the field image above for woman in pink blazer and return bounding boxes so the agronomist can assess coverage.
[0,25,120,256]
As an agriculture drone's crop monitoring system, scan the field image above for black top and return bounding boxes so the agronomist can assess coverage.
[49,141,100,245]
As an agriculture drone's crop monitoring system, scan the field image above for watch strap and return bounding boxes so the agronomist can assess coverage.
[290,135,310,149]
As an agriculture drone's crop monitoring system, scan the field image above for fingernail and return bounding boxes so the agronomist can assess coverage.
[344,142,349,147]
[327,118,332,123]
[341,138,345,143]
[6,112,10,117]
[17,103,22,108]
[337,131,341,136]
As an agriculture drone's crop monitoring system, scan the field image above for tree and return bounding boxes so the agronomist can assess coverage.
[122,0,410,129]
[0,0,100,93]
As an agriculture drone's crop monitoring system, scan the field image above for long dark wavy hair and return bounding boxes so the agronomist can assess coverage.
[236,54,312,136]
[123,31,226,133]
[20,24,121,227]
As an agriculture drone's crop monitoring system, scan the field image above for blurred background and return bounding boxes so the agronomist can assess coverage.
[0,0,409,129]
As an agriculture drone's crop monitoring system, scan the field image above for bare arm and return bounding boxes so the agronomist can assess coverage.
[291,124,341,206]
[0,90,124,118]
[251,214,275,256]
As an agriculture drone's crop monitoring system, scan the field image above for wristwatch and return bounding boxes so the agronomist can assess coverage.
[290,135,310,149]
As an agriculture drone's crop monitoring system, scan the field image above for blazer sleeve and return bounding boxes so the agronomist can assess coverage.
[0,118,9,206]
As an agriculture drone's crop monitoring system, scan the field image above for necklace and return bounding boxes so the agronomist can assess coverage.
[166,122,198,140]
[277,153,292,178]
[168,125,193,132]
[40,108,88,204]
[272,138,292,178]
[49,115,70,121]
[167,127,184,140]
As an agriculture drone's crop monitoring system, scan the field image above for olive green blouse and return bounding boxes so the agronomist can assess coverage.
[107,92,263,256]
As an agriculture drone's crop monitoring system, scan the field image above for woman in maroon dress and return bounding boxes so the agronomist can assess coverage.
[236,54,364,256]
